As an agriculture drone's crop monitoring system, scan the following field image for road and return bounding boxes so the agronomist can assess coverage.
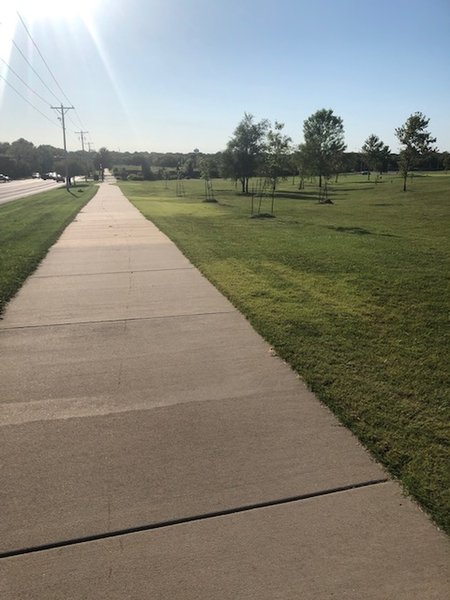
[0,178,64,205]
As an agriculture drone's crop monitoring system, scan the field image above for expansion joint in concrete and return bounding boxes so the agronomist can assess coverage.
[0,478,389,560]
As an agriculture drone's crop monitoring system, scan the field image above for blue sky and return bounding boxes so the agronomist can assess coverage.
[1,0,449,153]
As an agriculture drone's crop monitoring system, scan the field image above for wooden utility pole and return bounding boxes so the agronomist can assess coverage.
[51,104,74,190]
[75,130,89,152]
[76,130,89,181]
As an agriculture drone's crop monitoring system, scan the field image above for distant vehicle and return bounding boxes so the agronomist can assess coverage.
[0,174,11,182]
[32,172,40,178]
[42,172,58,180]
[55,175,65,182]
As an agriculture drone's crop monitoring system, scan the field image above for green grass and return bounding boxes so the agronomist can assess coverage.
[118,173,450,534]
[0,184,98,316]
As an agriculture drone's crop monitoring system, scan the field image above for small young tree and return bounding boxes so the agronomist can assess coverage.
[361,134,390,180]
[295,144,313,190]
[263,122,292,192]
[395,112,437,191]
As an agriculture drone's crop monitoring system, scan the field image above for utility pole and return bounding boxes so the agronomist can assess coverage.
[76,130,89,181]
[51,104,74,190]
[75,130,88,152]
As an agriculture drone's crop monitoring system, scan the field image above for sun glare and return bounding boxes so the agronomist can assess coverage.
[12,0,104,20]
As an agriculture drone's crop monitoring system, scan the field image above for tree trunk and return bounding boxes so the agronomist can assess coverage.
[403,173,407,192]
[319,174,322,188]
[241,178,245,193]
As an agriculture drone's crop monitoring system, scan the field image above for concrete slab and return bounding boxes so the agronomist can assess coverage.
[0,312,385,550]
[1,484,448,599]
[0,312,306,406]
[0,268,234,327]
[33,245,193,277]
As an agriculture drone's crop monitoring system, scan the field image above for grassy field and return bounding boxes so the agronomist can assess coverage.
[0,184,98,316]
[118,173,450,534]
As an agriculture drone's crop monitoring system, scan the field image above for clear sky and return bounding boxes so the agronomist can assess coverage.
[1,0,449,154]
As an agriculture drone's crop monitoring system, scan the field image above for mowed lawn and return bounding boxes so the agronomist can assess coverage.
[119,173,450,534]
[0,184,98,315]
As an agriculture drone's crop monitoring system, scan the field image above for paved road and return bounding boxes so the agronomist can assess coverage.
[0,178,64,205]
[0,177,448,599]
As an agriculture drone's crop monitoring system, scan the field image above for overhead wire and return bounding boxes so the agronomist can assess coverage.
[0,72,60,129]
[0,56,53,107]
[2,13,93,147]
[10,39,62,105]
[16,12,73,108]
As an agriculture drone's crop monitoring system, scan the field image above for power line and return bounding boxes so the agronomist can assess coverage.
[3,14,92,145]
[16,12,73,107]
[11,39,62,105]
[0,56,53,106]
[67,112,80,131]
[74,108,88,131]
[0,72,60,128]
[13,13,91,141]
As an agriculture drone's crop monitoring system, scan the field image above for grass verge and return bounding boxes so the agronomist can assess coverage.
[119,174,450,534]
[0,184,98,316]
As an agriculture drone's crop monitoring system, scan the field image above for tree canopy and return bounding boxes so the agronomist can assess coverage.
[262,121,292,191]
[395,112,437,191]
[223,113,269,193]
[361,134,391,179]
[301,109,346,187]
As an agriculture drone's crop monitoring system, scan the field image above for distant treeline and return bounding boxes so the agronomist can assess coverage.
[1,138,449,182]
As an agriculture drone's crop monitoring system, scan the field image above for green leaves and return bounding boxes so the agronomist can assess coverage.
[302,108,346,185]
[361,134,391,176]
[395,112,437,190]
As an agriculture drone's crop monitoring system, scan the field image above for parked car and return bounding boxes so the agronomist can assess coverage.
[0,174,11,182]
[55,175,65,182]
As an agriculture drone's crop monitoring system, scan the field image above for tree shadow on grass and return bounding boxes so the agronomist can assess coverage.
[274,190,321,201]
[326,225,398,237]
[333,186,375,193]
[327,225,372,235]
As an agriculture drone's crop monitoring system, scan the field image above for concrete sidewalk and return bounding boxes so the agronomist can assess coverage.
[1,178,448,598]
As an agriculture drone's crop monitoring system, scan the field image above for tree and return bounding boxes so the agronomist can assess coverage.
[361,134,391,180]
[295,145,313,189]
[9,138,38,177]
[36,145,59,175]
[134,152,153,180]
[94,147,112,180]
[225,113,268,193]
[262,121,292,192]
[441,151,450,171]
[302,109,346,188]
[395,112,437,191]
